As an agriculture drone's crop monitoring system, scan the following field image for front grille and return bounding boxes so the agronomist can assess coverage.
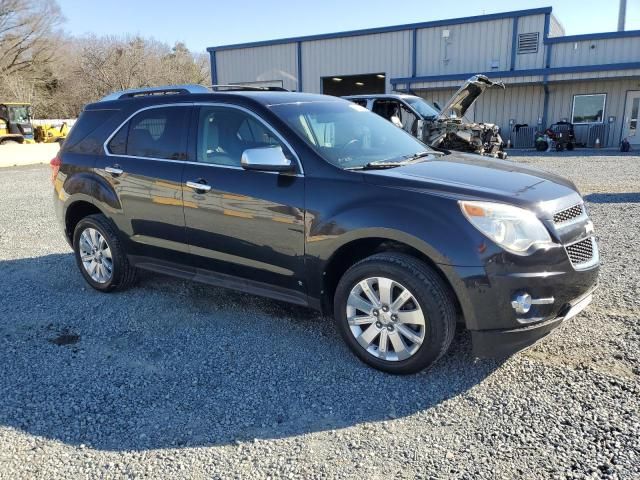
[566,237,594,266]
[554,204,584,224]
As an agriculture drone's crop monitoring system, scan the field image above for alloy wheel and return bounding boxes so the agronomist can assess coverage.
[78,227,113,284]
[346,277,426,361]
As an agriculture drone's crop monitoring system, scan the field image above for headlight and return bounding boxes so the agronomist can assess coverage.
[459,201,552,253]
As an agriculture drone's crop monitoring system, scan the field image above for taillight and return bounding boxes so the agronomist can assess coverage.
[50,154,62,184]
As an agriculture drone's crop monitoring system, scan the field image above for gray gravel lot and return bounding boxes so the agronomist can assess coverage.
[0,152,638,479]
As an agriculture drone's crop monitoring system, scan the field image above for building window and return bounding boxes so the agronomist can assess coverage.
[572,94,606,124]
[517,32,539,54]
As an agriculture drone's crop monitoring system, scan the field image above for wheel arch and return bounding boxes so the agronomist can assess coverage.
[319,231,462,320]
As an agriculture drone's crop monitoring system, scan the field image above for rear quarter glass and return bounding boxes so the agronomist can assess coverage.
[63,109,120,154]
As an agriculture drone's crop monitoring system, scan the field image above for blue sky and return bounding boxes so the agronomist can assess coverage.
[57,0,640,52]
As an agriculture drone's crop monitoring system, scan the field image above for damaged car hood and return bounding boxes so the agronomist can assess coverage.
[436,74,505,120]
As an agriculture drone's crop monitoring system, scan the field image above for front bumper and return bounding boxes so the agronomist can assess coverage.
[471,288,595,358]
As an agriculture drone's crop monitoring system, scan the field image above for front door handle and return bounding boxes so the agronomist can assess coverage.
[105,165,123,176]
[186,180,212,192]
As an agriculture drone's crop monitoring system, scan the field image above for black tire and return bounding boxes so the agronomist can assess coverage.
[535,140,548,151]
[72,214,136,292]
[333,252,457,374]
[566,142,574,151]
[1,139,20,145]
[555,142,564,152]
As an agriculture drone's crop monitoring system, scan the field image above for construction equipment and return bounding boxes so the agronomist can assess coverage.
[0,103,35,144]
[34,122,70,144]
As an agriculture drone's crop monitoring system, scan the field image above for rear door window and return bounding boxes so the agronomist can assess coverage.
[107,106,190,160]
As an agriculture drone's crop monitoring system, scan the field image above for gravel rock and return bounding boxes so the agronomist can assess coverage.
[0,154,638,479]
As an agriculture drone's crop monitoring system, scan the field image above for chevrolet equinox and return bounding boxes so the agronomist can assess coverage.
[52,85,599,374]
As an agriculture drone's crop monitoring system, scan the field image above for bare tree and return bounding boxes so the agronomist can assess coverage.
[0,0,64,76]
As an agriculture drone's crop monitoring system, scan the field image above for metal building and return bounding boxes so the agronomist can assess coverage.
[208,7,640,148]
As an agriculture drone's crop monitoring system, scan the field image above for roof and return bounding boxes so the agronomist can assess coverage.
[207,7,553,52]
[343,94,418,100]
[87,90,343,110]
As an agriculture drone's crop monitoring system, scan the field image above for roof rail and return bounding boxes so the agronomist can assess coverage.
[210,84,289,92]
[99,84,211,102]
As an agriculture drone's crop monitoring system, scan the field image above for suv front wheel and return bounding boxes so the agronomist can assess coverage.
[334,252,456,374]
[72,214,136,292]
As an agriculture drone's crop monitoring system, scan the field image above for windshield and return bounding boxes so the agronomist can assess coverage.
[270,101,433,169]
[405,97,440,118]
[9,106,30,123]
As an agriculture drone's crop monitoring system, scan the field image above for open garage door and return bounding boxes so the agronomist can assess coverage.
[322,73,385,96]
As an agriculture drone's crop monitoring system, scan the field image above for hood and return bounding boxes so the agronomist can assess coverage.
[363,152,581,218]
[436,75,505,120]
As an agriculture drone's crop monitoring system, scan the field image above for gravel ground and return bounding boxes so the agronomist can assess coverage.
[0,153,638,479]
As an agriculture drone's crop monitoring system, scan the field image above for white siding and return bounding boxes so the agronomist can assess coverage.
[514,14,547,70]
[551,37,640,68]
[546,78,638,146]
[548,14,565,38]
[301,31,412,94]
[415,18,513,75]
[216,43,298,91]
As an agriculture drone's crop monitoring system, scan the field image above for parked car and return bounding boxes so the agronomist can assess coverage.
[344,75,507,159]
[52,85,599,374]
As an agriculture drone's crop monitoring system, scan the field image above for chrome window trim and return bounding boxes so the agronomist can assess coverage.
[103,102,304,175]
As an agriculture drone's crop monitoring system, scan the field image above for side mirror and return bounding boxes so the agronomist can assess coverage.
[241,146,293,172]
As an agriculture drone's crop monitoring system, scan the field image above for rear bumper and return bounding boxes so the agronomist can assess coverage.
[471,288,595,358]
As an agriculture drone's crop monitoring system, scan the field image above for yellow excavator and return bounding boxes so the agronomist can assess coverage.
[0,102,35,144]
[0,102,70,144]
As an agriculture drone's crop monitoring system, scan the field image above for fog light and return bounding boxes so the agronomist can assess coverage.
[511,293,532,314]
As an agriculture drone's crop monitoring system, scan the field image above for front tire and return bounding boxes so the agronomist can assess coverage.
[73,214,136,292]
[334,253,457,374]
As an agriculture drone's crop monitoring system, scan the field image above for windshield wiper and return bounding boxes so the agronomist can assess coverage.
[344,150,442,170]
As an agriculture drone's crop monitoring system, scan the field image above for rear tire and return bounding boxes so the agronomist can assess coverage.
[1,139,20,145]
[72,214,136,292]
[535,140,548,151]
[333,252,456,374]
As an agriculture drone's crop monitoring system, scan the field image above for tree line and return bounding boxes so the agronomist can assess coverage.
[0,0,210,118]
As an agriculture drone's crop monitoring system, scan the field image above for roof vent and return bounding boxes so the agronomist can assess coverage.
[517,32,539,54]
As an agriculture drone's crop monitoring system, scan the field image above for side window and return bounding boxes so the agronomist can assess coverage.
[372,100,403,128]
[107,106,189,160]
[399,103,418,135]
[196,106,291,166]
[350,99,368,108]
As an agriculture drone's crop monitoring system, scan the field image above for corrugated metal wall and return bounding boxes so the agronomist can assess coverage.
[415,18,514,75]
[548,14,565,38]
[551,37,640,68]
[301,31,412,93]
[216,43,299,91]
[514,14,547,70]
[545,79,639,146]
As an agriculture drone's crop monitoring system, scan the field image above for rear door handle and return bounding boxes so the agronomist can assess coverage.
[186,180,212,192]
[105,166,123,176]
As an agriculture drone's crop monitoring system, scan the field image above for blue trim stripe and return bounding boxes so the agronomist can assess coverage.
[207,7,552,52]
[411,28,417,78]
[210,50,218,85]
[297,42,303,92]
[391,61,640,85]
[510,16,519,71]
[545,29,640,44]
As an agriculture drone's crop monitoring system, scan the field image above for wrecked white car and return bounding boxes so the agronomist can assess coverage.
[344,75,507,158]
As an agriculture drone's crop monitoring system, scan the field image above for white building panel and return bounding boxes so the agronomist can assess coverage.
[514,14,546,70]
[216,43,299,91]
[551,37,640,69]
[300,31,412,93]
[415,18,513,75]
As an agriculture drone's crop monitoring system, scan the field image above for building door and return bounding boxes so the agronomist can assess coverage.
[622,91,640,146]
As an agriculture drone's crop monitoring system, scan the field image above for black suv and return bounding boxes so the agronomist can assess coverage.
[52,85,599,374]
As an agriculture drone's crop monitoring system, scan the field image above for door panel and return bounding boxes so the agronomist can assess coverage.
[95,105,191,261]
[623,92,640,145]
[182,104,306,295]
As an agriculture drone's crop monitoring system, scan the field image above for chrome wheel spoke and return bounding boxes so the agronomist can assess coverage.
[79,228,113,285]
[396,308,425,325]
[388,331,410,360]
[348,292,374,315]
[391,288,412,311]
[359,279,381,307]
[377,277,393,306]
[358,323,381,346]
[348,315,375,326]
[397,324,424,345]
[378,329,389,357]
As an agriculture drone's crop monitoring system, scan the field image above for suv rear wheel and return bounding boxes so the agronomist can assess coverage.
[72,214,136,292]
[334,252,456,374]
